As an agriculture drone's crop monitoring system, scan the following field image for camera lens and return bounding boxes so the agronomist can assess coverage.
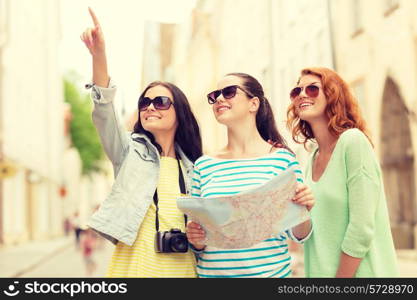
[171,234,188,252]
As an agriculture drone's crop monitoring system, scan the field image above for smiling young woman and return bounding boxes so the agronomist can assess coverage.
[80,7,202,277]
[287,67,398,278]
[185,72,315,278]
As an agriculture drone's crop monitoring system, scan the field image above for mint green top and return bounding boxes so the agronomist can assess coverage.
[304,129,398,277]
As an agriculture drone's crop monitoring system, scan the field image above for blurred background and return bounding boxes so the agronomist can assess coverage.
[0,0,416,277]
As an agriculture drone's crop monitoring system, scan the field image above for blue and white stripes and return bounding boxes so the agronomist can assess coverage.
[197,239,292,278]
[191,150,305,278]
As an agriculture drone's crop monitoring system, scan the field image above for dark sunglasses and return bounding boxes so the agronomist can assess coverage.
[207,85,253,104]
[290,84,320,100]
[138,96,173,111]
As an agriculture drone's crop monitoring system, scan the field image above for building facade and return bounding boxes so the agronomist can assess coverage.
[0,0,66,245]
[152,0,333,155]
[330,0,417,249]
[141,0,417,250]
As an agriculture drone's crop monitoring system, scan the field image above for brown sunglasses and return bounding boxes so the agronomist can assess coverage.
[290,84,320,100]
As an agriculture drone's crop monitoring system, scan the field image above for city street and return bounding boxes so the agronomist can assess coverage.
[2,0,417,286]
[19,238,114,278]
[12,237,417,278]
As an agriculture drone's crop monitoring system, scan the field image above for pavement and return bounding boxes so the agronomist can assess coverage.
[0,236,416,278]
[0,236,75,278]
[0,235,114,278]
[396,249,417,277]
[291,248,417,278]
[20,236,114,277]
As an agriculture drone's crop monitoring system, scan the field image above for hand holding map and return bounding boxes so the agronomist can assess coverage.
[177,168,310,249]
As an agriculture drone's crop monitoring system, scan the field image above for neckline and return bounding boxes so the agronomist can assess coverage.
[310,137,342,183]
[160,156,177,161]
[203,148,290,161]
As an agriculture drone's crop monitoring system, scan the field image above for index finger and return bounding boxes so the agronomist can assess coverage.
[88,7,100,27]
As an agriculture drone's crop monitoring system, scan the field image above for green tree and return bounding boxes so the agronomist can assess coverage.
[64,76,104,174]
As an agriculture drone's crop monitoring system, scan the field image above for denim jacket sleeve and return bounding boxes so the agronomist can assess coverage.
[88,79,130,176]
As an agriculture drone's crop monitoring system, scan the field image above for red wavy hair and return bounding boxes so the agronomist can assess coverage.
[286,67,372,146]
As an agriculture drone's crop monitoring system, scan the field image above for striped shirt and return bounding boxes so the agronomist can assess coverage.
[191,149,310,278]
[107,157,196,277]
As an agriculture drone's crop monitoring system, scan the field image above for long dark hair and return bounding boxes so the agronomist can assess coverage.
[133,81,202,162]
[226,73,293,153]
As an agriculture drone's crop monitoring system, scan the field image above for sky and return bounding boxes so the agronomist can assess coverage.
[59,0,196,116]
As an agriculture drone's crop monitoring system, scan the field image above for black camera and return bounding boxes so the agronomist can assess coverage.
[155,228,189,253]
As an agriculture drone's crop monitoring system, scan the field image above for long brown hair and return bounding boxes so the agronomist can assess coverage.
[286,67,372,146]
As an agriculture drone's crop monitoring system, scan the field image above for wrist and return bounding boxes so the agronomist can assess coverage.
[189,243,206,254]
[92,51,107,61]
[191,243,205,251]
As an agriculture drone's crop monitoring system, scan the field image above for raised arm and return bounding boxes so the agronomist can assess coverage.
[80,7,109,87]
[80,8,129,173]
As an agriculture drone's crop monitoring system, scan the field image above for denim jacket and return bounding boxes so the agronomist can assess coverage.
[87,80,194,246]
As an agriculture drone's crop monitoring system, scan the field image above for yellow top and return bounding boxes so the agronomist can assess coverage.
[107,157,197,277]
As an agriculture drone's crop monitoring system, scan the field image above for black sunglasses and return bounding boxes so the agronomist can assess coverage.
[207,85,254,104]
[138,96,173,111]
[290,84,320,100]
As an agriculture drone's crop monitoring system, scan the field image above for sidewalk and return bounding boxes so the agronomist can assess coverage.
[1,236,416,278]
[396,249,417,277]
[292,249,417,277]
[0,236,73,278]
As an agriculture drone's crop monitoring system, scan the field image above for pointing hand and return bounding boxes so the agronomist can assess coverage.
[80,7,106,56]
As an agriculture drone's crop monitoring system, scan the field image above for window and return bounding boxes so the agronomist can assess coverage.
[384,0,399,17]
[351,0,364,38]
[289,58,296,84]
[302,43,309,65]
[315,30,324,65]
[351,80,368,117]
[0,0,7,46]
[278,0,284,38]
[284,0,298,28]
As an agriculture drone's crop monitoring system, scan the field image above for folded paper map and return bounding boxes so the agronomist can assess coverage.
[177,168,310,249]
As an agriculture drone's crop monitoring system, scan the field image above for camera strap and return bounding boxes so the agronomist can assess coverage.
[153,157,187,232]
